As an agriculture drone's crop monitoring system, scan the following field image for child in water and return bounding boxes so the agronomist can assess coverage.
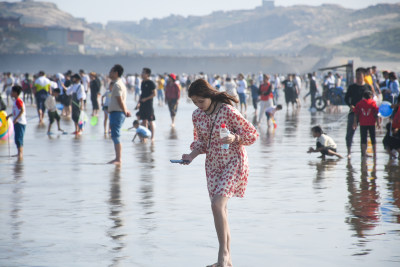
[265,104,282,128]
[129,120,151,142]
[308,126,342,159]
[44,88,64,134]
[6,85,27,160]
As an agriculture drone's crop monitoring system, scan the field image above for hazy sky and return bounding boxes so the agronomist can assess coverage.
[5,0,400,23]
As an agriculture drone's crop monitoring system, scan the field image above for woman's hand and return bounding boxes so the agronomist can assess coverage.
[220,133,235,145]
[181,154,193,165]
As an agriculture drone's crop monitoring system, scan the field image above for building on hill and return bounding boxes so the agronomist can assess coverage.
[24,25,84,46]
[0,16,22,29]
[262,0,275,8]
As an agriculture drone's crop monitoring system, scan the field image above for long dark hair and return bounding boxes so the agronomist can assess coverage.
[188,79,239,105]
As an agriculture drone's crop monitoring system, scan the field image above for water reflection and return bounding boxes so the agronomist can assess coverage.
[383,160,400,224]
[284,109,300,136]
[310,111,318,126]
[11,161,24,240]
[168,127,178,140]
[345,158,380,256]
[108,166,126,266]
[309,159,339,184]
[135,143,157,255]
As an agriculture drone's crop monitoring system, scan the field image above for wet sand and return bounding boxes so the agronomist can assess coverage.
[1,94,400,267]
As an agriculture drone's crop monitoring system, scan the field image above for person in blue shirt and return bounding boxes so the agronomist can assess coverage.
[129,120,151,142]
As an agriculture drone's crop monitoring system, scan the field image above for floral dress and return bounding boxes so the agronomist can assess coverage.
[190,103,259,199]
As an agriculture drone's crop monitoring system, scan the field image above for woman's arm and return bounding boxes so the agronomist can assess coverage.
[229,106,258,146]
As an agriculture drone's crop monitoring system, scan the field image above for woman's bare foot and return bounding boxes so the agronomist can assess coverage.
[107,159,121,165]
[206,262,232,267]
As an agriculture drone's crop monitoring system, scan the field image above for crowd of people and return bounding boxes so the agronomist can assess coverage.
[1,64,400,267]
[1,66,400,160]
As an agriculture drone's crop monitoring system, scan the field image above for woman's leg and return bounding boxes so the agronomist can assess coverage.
[104,111,108,133]
[210,195,231,267]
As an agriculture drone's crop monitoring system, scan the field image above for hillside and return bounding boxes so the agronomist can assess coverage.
[343,27,400,54]
[0,1,145,54]
[106,3,400,55]
[1,1,400,58]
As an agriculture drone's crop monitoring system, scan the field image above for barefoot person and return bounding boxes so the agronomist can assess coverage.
[181,79,258,267]
[308,126,342,159]
[107,64,131,164]
[165,73,180,127]
[6,85,27,160]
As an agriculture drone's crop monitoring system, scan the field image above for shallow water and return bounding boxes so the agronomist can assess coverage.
[1,94,400,267]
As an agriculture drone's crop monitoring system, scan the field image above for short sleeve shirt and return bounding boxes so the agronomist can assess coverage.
[136,125,151,138]
[237,80,247,94]
[140,80,156,99]
[13,98,27,125]
[108,78,127,113]
[317,134,337,149]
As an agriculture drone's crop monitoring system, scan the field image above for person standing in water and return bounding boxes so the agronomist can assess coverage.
[164,73,180,127]
[181,79,258,267]
[107,64,131,165]
[136,67,156,141]
[344,68,372,159]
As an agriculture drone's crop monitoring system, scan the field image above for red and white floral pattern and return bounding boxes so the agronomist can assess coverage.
[190,104,259,199]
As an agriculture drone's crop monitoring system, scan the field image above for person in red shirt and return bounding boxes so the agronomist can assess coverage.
[353,91,380,158]
[257,74,274,125]
[164,73,181,127]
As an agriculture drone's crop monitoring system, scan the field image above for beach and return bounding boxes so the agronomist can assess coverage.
[1,95,399,267]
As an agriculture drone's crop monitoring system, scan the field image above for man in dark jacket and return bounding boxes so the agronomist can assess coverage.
[344,68,372,159]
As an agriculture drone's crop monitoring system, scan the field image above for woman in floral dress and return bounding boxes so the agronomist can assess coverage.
[181,79,258,267]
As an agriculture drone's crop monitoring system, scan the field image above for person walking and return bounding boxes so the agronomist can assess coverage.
[164,73,181,127]
[181,79,258,267]
[258,74,274,125]
[89,72,101,116]
[33,71,51,124]
[304,73,318,110]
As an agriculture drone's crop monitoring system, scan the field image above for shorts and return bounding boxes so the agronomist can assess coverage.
[61,94,72,107]
[137,102,156,121]
[238,93,246,104]
[138,132,151,139]
[252,98,258,110]
[167,99,178,117]
[317,142,336,156]
[135,86,140,95]
[102,106,108,112]
[109,111,126,144]
[14,123,26,148]
[48,110,60,124]
[35,90,49,112]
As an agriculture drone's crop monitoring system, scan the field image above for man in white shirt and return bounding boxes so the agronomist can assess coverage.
[324,72,336,89]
